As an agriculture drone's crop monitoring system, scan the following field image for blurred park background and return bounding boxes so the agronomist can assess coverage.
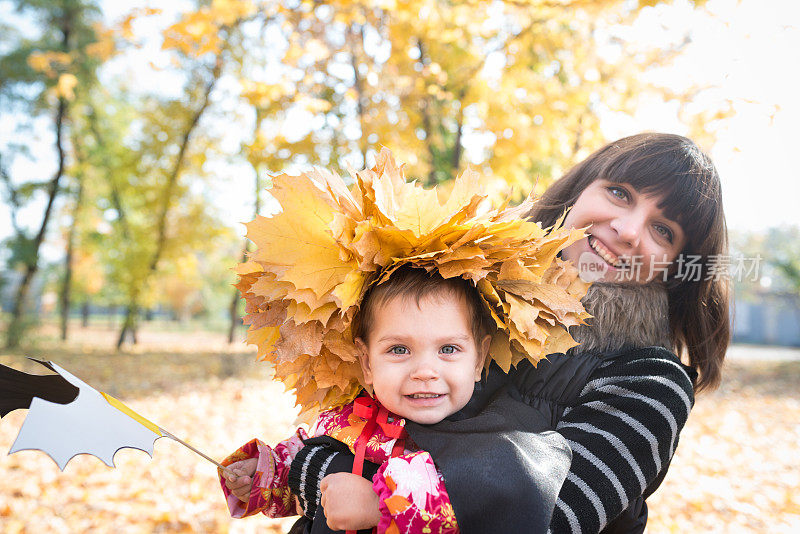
[1,0,798,532]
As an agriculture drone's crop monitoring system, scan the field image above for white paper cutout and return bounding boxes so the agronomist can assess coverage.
[9,361,162,470]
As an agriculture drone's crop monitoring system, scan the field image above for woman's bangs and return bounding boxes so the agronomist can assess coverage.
[600,148,718,240]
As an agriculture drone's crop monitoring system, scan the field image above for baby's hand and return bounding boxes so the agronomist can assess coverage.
[320,472,381,531]
[223,458,258,503]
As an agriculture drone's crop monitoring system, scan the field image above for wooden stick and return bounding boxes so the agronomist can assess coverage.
[159,427,237,478]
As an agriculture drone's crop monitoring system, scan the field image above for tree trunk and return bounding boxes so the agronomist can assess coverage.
[6,16,73,348]
[6,94,69,348]
[88,106,132,241]
[452,92,465,179]
[116,300,139,349]
[416,38,438,186]
[59,230,74,341]
[349,22,369,167]
[115,56,222,348]
[227,244,248,343]
[81,300,90,327]
[0,159,23,236]
[59,165,84,340]
[572,113,585,157]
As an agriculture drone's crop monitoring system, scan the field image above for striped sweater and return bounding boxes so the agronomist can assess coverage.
[546,348,695,533]
[528,282,696,533]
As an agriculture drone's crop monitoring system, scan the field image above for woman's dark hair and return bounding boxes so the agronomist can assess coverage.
[528,132,730,392]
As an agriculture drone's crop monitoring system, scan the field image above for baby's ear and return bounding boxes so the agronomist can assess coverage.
[355,338,373,385]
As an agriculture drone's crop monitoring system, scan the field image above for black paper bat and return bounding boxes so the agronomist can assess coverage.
[0,359,78,418]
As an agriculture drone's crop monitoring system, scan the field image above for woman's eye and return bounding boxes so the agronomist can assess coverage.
[607,186,630,202]
[440,345,458,355]
[389,346,409,355]
[654,224,674,243]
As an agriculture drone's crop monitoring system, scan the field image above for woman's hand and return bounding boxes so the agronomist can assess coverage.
[320,472,381,530]
[222,458,258,502]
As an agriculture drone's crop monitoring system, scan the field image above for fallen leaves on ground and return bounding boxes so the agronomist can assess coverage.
[1,324,799,533]
[1,324,296,534]
[647,358,800,533]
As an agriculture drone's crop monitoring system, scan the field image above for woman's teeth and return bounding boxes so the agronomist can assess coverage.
[408,393,442,399]
[589,236,626,268]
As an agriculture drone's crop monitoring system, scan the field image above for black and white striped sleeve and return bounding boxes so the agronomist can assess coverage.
[548,348,695,534]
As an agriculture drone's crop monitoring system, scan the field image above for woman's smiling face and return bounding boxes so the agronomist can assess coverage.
[560,179,686,283]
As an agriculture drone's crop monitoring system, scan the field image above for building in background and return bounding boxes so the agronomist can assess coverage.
[733,291,800,347]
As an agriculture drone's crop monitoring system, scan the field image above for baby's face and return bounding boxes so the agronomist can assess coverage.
[357,291,489,425]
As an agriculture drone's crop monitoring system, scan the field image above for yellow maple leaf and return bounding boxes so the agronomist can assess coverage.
[246,326,279,360]
[332,270,367,311]
[287,301,338,326]
[235,260,263,275]
[497,280,587,318]
[543,325,580,355]
[489,330,514,373]
[440,165,486,215]
[246,175,358,298]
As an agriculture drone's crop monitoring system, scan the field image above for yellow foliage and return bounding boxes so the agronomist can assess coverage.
[161,0,254,57]
[116,8,162,40]
[56,73,78,100]
[297,95,333,114]
[162,11,222,57]
[27,51,72,78]
[237,149,590,419]
[241,80,293,108]
[86,23,118,61]
[211,0,257,25]
[72,249,105,296]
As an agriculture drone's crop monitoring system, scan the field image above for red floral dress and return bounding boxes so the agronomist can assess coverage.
[219,398,459,533]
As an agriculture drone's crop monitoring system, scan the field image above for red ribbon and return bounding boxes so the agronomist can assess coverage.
[353,396,407,440]
[347,395,407,534]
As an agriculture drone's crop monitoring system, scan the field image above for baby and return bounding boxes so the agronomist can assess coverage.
[220,265,492,533]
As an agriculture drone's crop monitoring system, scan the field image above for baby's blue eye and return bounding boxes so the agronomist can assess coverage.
[441,345,457,354]
[390,346,409,355]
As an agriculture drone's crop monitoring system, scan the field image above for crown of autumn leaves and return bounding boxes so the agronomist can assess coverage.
[236,149,591,419]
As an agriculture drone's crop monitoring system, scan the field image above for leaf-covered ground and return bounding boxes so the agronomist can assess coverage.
[1,323,798,533]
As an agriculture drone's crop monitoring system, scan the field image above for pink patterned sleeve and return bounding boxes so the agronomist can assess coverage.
[218,429,307,518]
[372,451,460,534]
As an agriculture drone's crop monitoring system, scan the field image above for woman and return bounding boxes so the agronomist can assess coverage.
[291,132,731,534]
